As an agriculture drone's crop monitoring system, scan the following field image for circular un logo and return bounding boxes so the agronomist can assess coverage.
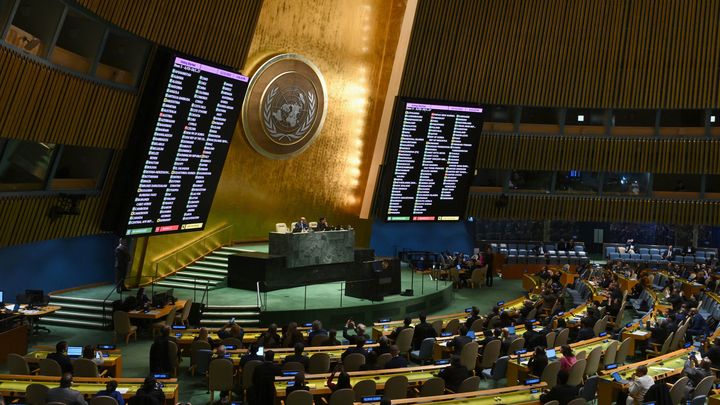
[242,54,328,159]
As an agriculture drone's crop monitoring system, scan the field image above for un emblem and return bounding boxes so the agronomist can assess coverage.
[242,54,327,159]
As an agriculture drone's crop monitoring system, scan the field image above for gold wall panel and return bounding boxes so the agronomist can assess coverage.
[477,134,720,174]
[400,0,720,108]
[467,194,720,225]
[76,0,264,68]
[131,0,408,278]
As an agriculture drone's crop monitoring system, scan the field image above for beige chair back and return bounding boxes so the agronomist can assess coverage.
[615,338,632,365]
[567,398,587,405]
[286,390,313,405]
[670,376,689,405]
[670,325,685,350]
[241,359,262,391]
[478,339,500,369]
[329,388,355,405]
[487,315,501,329]
[694,375,716,398]
[420,377,445,397]
[113,311,132,334]
[164,306,177,325]
[191,340,212,366]
[541,361,561,389]
[353,379,376,401]
[26,383,49,405]
[282,361,305,372]
[343,352,366,371]
[431,320,443,336]
[208,358,234,392]
[583,346,602,376]
[377,353,392,368]
[311,334,328,346]
[73,358,100,377]
[7,353,31,375]
[39,358,62,376]
[659,332,674,354]
[457,375,481,393]
[602,341,619,366]
[168,341,179,376]
[384,375,409,399]
[544,401,559,405]
[221,337,243,348]
[507,337,525,355]
[576,350,587,360]
[445,319,461,335]
[90,396,119,405]
[461,341,480,371]
[545,331,556,348]
[555,328,570,346]
[177,299,193,324]
[395,328,414,355]
[275,223,288,233]
[567,359,587,386]
[308,352,330,373]
[470,318,484,332]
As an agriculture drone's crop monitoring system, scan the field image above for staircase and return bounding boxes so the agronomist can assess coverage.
[200,304,261,327]
[41,295,113,329]
[154,246,253,291]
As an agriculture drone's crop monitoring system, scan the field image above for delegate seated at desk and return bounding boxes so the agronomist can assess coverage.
[292,217,309,233]
[315,217,329,231]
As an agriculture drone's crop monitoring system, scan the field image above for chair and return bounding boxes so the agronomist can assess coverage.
[584,346,602,377]
[343,352,366,371]
[481,355,509,387]
[450,268,462,288]
[445,319,461,335]
[507,337,525,355]
[545,331,556,348]
[377,353,392,368]
[167,341,179,377]
[113,311,138,344]
[282,361,305,372]
[25,383,49,405]
[576,350,587,360]
[579,375,599,402]
[691,395,707,405]
[190,339,213,374]
[602,341,619,367]
[308,352,331,373]
[555,328,570,346]
[286,390,313,405]
[470,318,484,332]
[241,359,262,395]
[175,298,193,326]
[647,332,674,358]
[221,337,243,348]
[384,375,409,399]
[410,337,435,365]
[567,359,586,386]
[309,221,318,229]
[469,266,487,288]
[693,375,715,398]
[592,317,605,337]
[615,338,631,365]
[431,320,444,335]
[328,388,355,405]
[39,358,62,376]
[669,376,688,405]
[193,349,213,377]
[275,223,288,233]
[395,327,414,356]
[208,358,235,401]
[420,377,445,397]
[457,375,481,393]
[153,307,177,337]
[567,398,587,405]
[353,379,376,401]
[541,361,561,389]
[90,397,119,405]
[544,401,559,405]
[7,353,32,375]
[461,341,481,372]
[311,334,328,346]
[73,358,103,377]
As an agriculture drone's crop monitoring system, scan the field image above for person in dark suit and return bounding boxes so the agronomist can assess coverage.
[285,372,310,396]
[307,320,328,344]
[437,356,471,392]
[46,374,87,405]
[321,329,341,346]
[114,238,131,293]
[129,376,165,405]
[341,339,368,361]
[479,329,498,348]
[47,341,74,374]
[384,345,409,369]
[662,245,674,261]
[292,217,309,233]
[343,320,370,344]
[465,307,481,330]
[389,317,413,342]
[240,344,264,368]
[149,326,174,373]
[447,325,472,353]
[687,308,708,340]
[315,217,329,231]
[412,314,438,350]
[522,321,542,349]
[283,343,310,371]
[556,238,568,252]
[483,247,494,287]
[707,337,720,368]
[575,317,596,342]
[258,324,281,349]
[539,370,579,404]
[527,347,548,377]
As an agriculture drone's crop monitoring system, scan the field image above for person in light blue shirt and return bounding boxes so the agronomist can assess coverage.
[96,380,125,405]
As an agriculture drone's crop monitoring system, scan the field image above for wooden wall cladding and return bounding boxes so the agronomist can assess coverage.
[75,0,264,68]
[467,194,720,225]
[0,47,137,148]
[400,0,720,109]
[477,133,720,174]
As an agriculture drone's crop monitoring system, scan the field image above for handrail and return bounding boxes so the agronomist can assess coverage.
[256,282,263,311]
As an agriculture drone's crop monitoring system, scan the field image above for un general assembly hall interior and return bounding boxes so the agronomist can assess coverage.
[4,0,720,404]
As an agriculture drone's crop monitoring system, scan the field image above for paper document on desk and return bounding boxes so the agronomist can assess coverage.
[22,310,40,314]
[649,366,675,371]
[632,331,650,336]
[116,388,130,394]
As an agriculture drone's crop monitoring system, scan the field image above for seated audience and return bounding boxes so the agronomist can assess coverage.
[322,329,341,346]
[479,329,497,347]
[682,355,713,400]
[437,356,471,392]
[465,307,481,330]
[193,327,216,348]
[282,322,305,348]
[283,343,310,371]
[527,347,548,377]
[626,365,654,405]
[341,338,368,361]
[258,324,281,348]
[96,380,125,405]
[129,376,165,405]
[384,345,409,369]
[240,344,264,368]
[389,317,413,342]
[48,341,74,374]
[286,372,310,396]
[575,317,596,342]
[326,364,352,391]
[706,337,720,368]
[248,352,278,404]
[559,345,577,371]
[217,322,244,343]
[343,319,370,344]
[47,373,87,405]
[213,345,230,361]
[83,344,103,366]
[540,370,579,405]
[447,325,472,353]
[375,336,392,355]
[359,351,381,371]
[307,320,328,344]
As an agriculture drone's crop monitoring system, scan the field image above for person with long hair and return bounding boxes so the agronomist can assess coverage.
[326,364,351,391]
[559,345,576,371]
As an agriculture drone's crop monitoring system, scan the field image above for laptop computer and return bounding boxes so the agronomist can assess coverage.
[466,330,476,339]
[67,346,83,358]
[507,326,516,335]
[545,348,557,360]
[612,372,629,384]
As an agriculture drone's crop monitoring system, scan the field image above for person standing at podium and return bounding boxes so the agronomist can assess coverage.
[292,217,309,233]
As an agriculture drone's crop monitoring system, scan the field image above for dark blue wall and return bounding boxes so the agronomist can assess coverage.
[370,219,475,257]
[0,234,116,302]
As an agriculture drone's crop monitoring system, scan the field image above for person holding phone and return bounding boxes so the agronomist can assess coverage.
[326,364,351,391]
[682,355,713,400]
[625,365,653,405]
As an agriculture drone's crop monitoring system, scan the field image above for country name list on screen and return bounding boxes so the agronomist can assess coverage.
[126,57,249,236]
[386,101,483,222]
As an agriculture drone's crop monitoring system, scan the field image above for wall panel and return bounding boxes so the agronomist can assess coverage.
[76,0,264,69]
[400,0,720,109]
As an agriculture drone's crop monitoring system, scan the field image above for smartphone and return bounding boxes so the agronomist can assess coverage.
[229,317,235,324]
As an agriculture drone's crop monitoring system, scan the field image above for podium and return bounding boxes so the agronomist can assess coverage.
[344,258,401,301]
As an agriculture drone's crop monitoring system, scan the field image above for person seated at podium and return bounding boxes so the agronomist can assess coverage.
[47,374,87,405]
[292,217,310,233]
[437,356,471,393]
[315,217,330,231]
[384,345,409,369]
[283,343,310,371]
[48,341,74,374]
[240,344,264,368]
[388,317,413,342]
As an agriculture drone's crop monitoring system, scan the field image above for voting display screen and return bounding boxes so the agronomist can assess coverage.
[382,98,484,222]
[103,49,249,236]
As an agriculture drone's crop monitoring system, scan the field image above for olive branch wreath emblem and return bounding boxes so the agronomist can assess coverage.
[262,86,317,142]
